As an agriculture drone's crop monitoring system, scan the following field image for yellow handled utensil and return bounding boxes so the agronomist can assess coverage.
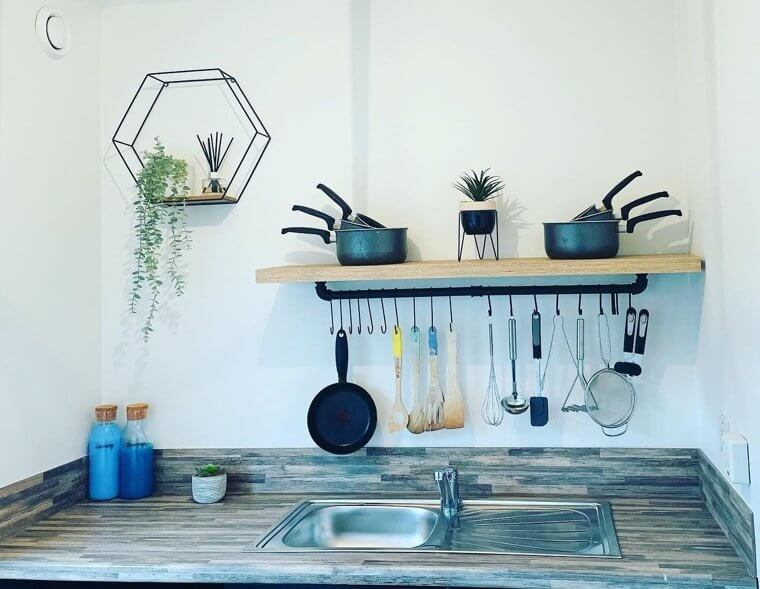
[387,325,409,432]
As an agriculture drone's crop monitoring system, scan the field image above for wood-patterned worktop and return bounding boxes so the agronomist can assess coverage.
[0,493,753,588]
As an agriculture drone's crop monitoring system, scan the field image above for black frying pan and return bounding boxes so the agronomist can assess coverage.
[544,209,682,259]
[308,329,377,455]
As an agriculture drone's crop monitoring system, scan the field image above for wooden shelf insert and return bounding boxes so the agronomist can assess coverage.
[163,193,237,206]
[255,254,703,284]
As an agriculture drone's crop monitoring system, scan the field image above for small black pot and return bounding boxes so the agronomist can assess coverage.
[460,210,496,235]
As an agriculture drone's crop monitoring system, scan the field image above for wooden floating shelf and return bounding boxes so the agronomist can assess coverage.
[256,254,704,284]
[164,193,237,206]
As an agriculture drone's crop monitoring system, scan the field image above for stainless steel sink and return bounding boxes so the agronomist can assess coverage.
[249,498,621,558]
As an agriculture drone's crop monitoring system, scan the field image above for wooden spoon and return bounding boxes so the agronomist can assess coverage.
[425,326,445,431]
[443,323,465,429]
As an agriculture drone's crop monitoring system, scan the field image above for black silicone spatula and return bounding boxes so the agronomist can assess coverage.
[614,305,642,377]
[529,308,548,426]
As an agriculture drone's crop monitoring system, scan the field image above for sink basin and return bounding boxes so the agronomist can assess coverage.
[282,505,438,549]
[249,498,621,558]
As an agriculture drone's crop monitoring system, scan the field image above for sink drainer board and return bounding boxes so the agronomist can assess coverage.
[248,498,621,558]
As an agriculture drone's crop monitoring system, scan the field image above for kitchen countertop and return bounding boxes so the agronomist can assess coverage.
[0,494,754,588]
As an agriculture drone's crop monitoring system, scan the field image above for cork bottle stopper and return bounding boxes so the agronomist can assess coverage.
[95,404,118,422]
[126,402,149,421]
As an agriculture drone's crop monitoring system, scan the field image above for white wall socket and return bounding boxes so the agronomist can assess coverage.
[722,431,750,485]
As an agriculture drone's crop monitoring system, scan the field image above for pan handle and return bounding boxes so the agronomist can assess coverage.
[292,205,336,230]
[624,209,682,233]
[317,183,352,221]
[335,328,349,384]
[620,191,669,220]
[601,170,642,211]
[281,226,333,244]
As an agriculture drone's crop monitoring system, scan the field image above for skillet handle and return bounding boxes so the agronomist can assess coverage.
[335,329,348,383]
[620,191,669,220]
[625,209,682,233]
[292,205,336,230]
[281,226,333,244]
[601,170,642,210]
[317,183,352,220]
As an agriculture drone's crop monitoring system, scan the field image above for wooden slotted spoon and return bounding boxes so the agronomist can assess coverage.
[407,326,426,434]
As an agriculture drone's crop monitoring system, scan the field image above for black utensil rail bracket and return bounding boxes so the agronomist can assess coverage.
[313,273,648,302]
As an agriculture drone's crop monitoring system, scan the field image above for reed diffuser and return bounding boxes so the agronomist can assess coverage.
[197,132,234,194]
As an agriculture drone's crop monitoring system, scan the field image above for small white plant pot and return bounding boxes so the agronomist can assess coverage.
[192,473,227,504]
[459,199,498,212]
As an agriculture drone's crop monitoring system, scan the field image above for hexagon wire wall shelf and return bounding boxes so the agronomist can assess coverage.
[112,68,271,205]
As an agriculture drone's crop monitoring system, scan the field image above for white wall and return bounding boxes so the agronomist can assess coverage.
[683,0,760,569]
[0,0,101,487]
[100,0,704,450]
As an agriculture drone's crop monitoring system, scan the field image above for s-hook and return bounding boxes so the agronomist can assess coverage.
[487,294,493,317]
[348,298,354,334]
[394,297,400,329]
[578,293,583,316]
[430,295,434,328]
[366,298,374,334]
[555,294,560,316]
[448,290,454,332]
[412,296,417,330]
[329,300,335,335]
[339,299,344,331]
[357,297,362,334]
[508,293,514,317]
[380,298,388,334]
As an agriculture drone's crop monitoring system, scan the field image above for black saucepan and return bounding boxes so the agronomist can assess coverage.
[308,329,377,455]
[544,209,682,259]
[281,226,408,265]
[575,191,670,222]
[573,170,643,220]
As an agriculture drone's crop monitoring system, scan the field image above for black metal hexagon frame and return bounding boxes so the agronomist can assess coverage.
[112,68,271,205]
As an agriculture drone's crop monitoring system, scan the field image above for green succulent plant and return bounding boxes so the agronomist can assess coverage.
[453,168,504,202]
[129,138,191,341]
[194,464,226,478]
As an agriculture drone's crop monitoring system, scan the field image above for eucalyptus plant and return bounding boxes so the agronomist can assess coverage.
[453,169,504,201]
[129,138,191,341]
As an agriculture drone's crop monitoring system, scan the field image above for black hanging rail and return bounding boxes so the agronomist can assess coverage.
[314,273,648,302]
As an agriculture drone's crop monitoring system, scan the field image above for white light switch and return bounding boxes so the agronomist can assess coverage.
[723,432,750,485]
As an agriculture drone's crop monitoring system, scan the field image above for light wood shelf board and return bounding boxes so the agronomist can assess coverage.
[255,254,704,284]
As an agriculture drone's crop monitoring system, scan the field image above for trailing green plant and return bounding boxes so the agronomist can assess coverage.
[129,138,191,341]
[453,168,504,202]
[194,464,226,477]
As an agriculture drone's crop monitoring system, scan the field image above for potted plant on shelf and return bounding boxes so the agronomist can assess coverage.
[129,138,191,341]
[453,169,504,235]
[192,464,227,504]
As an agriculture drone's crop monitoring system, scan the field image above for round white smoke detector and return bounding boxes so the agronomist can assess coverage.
[35,7,70,59]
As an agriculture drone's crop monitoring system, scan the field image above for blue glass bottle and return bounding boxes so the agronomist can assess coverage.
[119,403,154,500]
[88,405,121,501]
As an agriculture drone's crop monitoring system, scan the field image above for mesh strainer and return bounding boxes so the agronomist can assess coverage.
[562,316,636,437]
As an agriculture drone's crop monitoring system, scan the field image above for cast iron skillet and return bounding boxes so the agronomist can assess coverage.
[307,329,377,455]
